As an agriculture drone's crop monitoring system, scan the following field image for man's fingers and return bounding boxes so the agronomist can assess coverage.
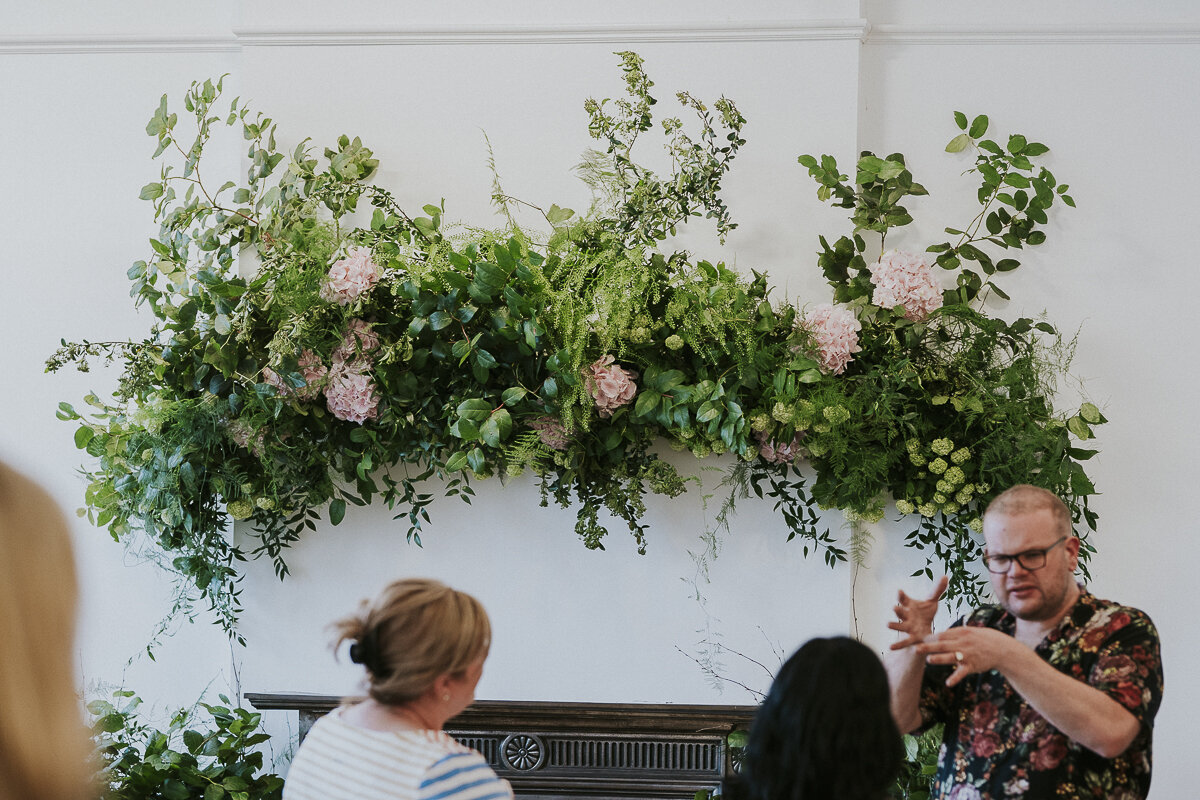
[889,636,921,651]
[929,575,949,602]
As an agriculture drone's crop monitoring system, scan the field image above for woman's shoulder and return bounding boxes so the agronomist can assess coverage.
[418,735,512,800]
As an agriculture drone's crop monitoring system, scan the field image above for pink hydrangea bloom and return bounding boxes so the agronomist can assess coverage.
[869,250,944,321]
[262,366,291,396]
[756,429,805,465]
[528,415,570,451]
[325,361,381,424]
[320,247,381,306]
[584,354,638,418]
[297,349,328,399]
[802,303,862,375]
[263,349,328,400]
[332,318,380,363]
[226,419,265,456]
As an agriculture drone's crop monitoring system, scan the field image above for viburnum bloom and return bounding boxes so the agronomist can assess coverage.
[584,354,638,418]
[325,361,381,423]
[332,318,381,362]
[320,246,381,306]
[802,303,862,375]
[869,250,943,321]
[528,415,570,451]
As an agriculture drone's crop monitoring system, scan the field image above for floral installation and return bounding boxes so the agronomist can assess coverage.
[50,55,1105,635]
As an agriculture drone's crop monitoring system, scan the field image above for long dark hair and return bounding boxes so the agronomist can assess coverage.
[740,636,902,800]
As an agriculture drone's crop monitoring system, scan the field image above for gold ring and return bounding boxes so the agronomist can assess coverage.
[955,651,964,663]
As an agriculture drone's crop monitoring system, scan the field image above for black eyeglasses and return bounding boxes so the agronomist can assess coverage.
[982,536,1068,574]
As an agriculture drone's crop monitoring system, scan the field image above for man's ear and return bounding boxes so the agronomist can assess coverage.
[1066,535,1081,571]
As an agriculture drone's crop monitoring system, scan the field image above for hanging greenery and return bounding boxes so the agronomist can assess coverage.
[49,53,1104,637]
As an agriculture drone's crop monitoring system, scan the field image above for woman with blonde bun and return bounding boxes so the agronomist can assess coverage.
[0,462,95,800]
[284,578,510,800]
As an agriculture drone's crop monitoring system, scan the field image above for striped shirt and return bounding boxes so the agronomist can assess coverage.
[284,707,513,800]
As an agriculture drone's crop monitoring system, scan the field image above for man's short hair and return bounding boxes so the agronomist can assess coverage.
[984,484,1071,536]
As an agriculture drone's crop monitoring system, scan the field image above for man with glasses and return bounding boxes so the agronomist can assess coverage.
[886,484,1162,799]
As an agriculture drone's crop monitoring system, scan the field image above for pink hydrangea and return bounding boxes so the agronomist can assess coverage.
[332,318,380,363]
[320,247,381,306]
[584,354,638,418]
[226,419,265,456]
[528,415,570,451]
[802,303,862,375]
[297,349,328,399]
[325,361,381,424]
[869,250,943,321]
[755,429,805,465]
[263,349,328,400]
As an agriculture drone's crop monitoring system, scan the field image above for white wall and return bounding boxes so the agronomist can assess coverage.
[2,2,1197,796]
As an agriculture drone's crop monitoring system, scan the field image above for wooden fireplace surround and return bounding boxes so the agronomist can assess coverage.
[246,693,755,799]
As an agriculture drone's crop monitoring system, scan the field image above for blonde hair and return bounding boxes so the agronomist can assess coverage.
[984,483,1071,537]
[334,578,491,706]
[0,463,94,800]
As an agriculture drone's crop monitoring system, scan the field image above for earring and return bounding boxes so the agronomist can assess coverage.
[443,693,451,702]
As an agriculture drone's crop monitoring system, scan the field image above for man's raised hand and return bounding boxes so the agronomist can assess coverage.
[888,575,949,650]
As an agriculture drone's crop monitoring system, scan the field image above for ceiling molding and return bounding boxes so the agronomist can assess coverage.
[232,19,868,46]
[866,23,1200,46]
[5,21,1197,54]
[0,34,239,55]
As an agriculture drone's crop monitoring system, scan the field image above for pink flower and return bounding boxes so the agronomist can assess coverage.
[755,429,805,465]
[320,247,381,306]
[869,250,943,321]
[297,349,328,398]
[1029,733,1068,772]
[528,415,570,451]
[802,303,862,375]
[225,419,265,456]
[264,349,328,400]
[325,361,380,424]
[584,354,638,418]
[332,318,381,363]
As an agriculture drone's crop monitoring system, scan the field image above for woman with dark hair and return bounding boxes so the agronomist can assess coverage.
[284,578,511,800]
[740,636,903,800]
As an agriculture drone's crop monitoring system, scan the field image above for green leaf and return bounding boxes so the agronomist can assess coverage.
[429,311,453,331]
[480,409,512,447]
[1079,402,1104,424]
[1067,416,1093,440]
[456,399,492,421]
[444,451,469,472]
[953,111,968,130]
[139,182,164,200]
[634,390,661,417]
[500,387,527,407]
[945,133,971,153]
[329,499,346,526]
[969,114,989,138]
[74,427,96,449]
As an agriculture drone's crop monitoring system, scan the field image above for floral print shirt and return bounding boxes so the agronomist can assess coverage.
[918,589,1163,799]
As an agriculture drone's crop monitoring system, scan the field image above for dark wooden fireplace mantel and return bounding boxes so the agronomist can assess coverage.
[246,693,756,799]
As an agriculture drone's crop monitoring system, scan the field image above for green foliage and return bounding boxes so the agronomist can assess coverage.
[50,58,1104,634]
[889,725,944,799]
[90,690,284,800]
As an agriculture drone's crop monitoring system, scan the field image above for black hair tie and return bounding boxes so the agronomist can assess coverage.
[349,642,365,664]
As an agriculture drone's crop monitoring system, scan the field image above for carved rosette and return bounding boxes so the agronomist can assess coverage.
[500,733,546,771]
